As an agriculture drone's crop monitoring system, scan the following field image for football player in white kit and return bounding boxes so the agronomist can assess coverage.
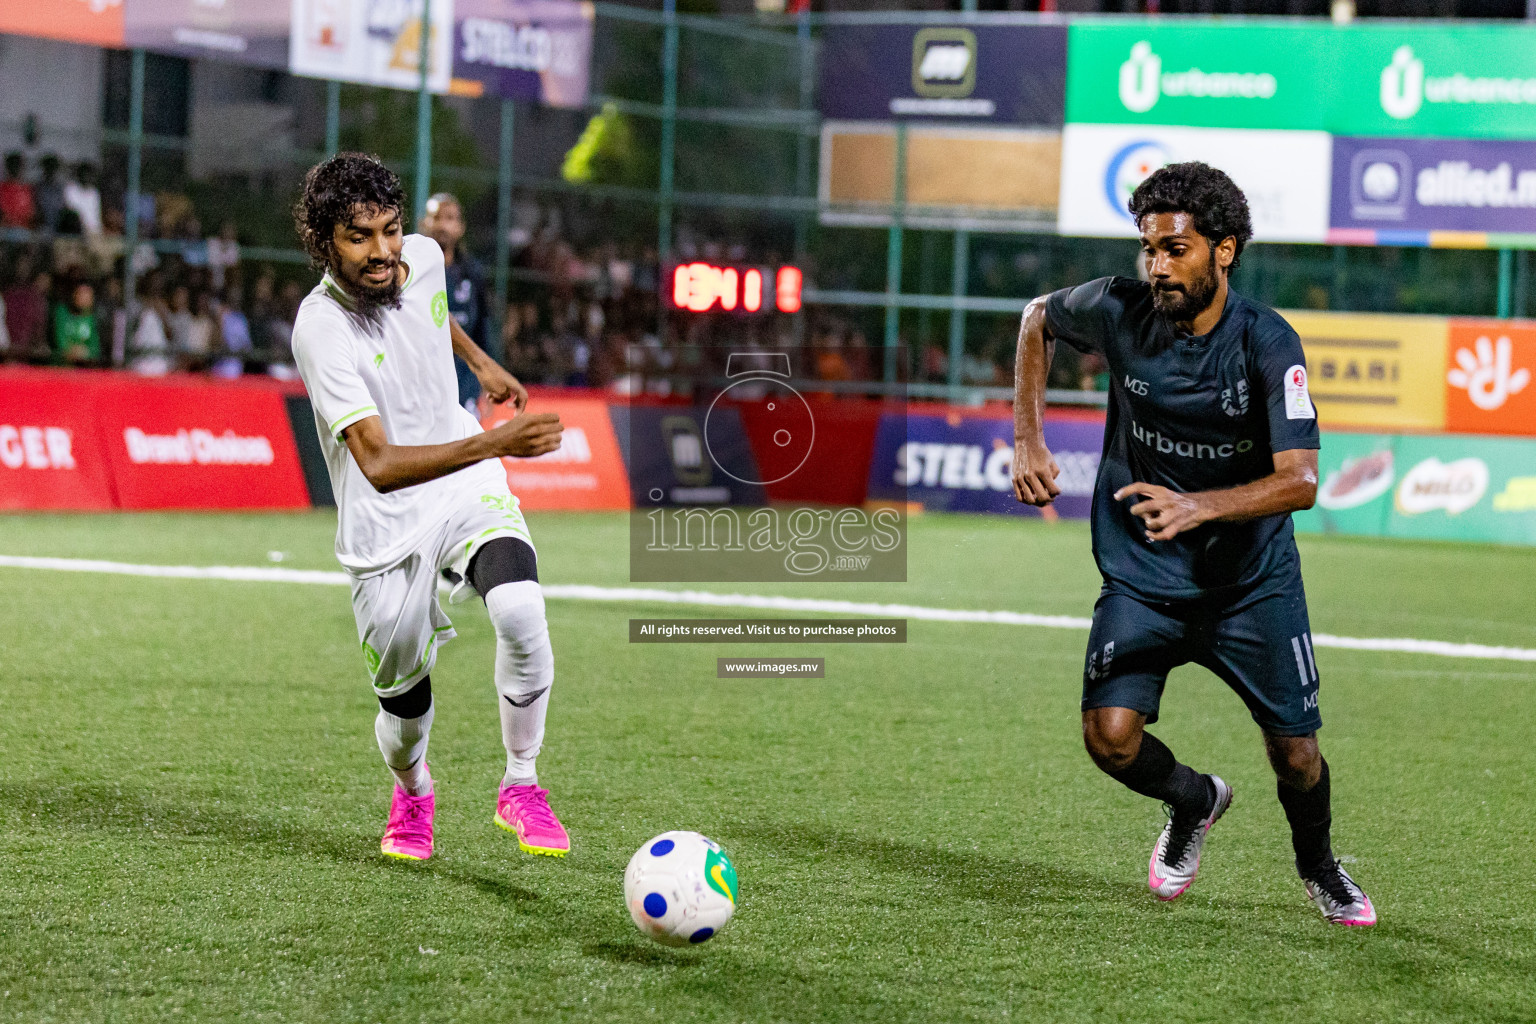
[291,154,570,861]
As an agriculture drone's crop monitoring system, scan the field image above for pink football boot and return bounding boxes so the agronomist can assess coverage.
[495,784,569,857]
[381,786,435,862]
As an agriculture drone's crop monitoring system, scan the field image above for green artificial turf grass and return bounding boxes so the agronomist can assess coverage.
[0,512,1532,1023]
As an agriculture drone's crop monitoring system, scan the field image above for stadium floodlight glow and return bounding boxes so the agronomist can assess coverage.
[667,263,803,315]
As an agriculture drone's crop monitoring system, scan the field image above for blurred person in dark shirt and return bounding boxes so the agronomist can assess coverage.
[422,192,491,414]
[4,258,50,362]
[213,283,252,378]
[34,154,64,233]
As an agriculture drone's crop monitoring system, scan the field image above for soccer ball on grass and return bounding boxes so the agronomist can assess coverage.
[624,831,737,946]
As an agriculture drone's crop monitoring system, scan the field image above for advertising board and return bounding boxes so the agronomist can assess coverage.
[93,379,311,510]
[1443,320,1536,437]
[0,0,124,47]
[1330,136,1536,242]
[289,0,454,92]
[0,371,116,511]
[866,410,1104,519]
[449,0,592,106]
[480,396,628,510]
[1057,123,1331,242]
[820,23,1067,126]
[1067,21,1536,139]
[126,0,289,68]
[1387,433,1536,545]
[1296,429,1536,545]
[1281,310,1449,432]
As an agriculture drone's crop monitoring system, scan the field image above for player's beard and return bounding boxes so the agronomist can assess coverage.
[1151,251,1220,325]
[336,253,403,314]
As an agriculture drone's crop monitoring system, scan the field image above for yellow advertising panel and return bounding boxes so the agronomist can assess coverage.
[1280,310,1448,432]
[820,122,1060,228]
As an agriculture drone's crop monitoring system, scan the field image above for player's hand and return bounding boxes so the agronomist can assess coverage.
[1011,439,1062,507]
[1115,482,1206,542]
[477,362,528,412]
[485,412,563,459]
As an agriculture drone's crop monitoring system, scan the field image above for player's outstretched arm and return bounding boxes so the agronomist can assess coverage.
[1011,296,1062,507]
[451,317,528,411]
[342,412,563,494]
[1116,448,1319,542]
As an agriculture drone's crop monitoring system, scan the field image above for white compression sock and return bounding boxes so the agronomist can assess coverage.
[484,580,555,788]
[375,700,434,797]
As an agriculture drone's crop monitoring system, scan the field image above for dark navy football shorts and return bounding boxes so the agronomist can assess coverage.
[1080,574,1322,736]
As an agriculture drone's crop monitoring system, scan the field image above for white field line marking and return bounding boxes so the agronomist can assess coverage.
[2,554,1535,664]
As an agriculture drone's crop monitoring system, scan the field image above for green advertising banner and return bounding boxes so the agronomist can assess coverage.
[1067,20,1536,140]
[1387,434,1536,545]
[1294,433,1397,539]
[1296,430,1536,545]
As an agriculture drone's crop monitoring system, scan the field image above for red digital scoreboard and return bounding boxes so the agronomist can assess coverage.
[667,263,803,315]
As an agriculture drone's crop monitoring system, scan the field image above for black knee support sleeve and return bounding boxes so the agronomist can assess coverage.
[467,536,539,597]
[379,675,433,719]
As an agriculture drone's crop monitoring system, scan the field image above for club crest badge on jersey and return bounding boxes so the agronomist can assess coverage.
[431,291,449,328]
[1284,364,1315,420]
[1220,379,1249,418]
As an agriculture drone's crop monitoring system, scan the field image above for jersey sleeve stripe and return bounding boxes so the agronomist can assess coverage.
[328,404,379,439]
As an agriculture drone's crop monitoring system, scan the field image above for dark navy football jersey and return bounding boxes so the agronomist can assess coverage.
[1044,277,1320,601]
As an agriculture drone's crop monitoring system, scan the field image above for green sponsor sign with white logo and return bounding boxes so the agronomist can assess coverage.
[1068,21,1536,139]
[1296,431,1536,545]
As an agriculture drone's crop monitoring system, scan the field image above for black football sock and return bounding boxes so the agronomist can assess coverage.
[1106,732,1215,820]
[1277,757,1334,875]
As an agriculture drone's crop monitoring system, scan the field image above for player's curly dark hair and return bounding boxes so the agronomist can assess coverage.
[1128,162,1253,271]
[293,153,407,270]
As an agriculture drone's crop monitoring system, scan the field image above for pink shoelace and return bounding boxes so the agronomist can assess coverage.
[507,786,559,831]
[391,794,433,843]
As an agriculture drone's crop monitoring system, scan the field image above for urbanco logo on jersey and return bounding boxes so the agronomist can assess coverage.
[1380,45,1536,121]
[1116,41,1277,114]
[1448,335,1531,411]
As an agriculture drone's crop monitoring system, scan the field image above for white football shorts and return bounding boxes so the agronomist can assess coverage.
[351,484,535,698]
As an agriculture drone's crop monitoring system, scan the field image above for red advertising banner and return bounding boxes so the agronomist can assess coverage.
[734,396,887,506]
[481,395,630,510]
[0,0,125,46]
[0,371,115,510]
[1445,320,1536,437]
[92,377,310,510]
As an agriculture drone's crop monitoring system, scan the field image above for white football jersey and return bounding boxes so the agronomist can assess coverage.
[292,233,503,576]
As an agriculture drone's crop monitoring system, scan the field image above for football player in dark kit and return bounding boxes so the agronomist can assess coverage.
[1010,162,1376,926]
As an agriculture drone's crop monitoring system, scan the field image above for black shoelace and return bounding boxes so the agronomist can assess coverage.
[1160,804,1202,868]
[1306,860,1359,906]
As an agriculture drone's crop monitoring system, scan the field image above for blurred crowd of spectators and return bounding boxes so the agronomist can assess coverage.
[0,150,299,378]
[0,151,1035,395]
